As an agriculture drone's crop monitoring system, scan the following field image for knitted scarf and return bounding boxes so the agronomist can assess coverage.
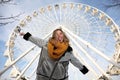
[47,39,69,60]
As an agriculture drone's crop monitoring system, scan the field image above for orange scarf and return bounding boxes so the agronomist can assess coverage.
[47,39,69,60]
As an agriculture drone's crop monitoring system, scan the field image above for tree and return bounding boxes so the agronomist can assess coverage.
[0,0,23,26]
[104,0,120,9]
[0,13,23,26]
[0,0,15,4]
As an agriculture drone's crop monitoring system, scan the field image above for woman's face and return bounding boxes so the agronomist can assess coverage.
[55,30,64,42]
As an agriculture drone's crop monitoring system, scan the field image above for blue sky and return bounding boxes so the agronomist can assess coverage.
[0,0,120,80]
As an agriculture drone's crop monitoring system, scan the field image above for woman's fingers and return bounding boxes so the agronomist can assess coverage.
[20,32,25,36]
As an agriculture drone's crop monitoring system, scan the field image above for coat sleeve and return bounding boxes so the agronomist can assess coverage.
[70,52,84,70]
[23,32,47,48]
[70,52,89,74]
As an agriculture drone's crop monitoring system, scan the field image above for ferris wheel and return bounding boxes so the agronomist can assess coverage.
[0,2,120,80]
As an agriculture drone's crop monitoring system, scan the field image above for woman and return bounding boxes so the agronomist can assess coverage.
[20,29,89,80]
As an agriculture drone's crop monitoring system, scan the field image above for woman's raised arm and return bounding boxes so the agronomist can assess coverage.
[20,32,47,48]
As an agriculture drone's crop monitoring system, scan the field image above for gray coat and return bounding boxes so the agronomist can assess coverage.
[28,36,84,80]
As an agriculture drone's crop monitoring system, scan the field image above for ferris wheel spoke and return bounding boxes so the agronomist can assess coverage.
[61,6,72,25]
[53,4,60,24]
[0,31,53,76]
[65,30,111,79]
[27,67,37,79]
[72,49,99,78]
[37,10,56,26]
[68,11,81,23]
[59,4,62,24]
[62,27,120,68]
[16,50,40,80]
[38,13,55,26]
[3,2,120,80]
[0,46,36,76]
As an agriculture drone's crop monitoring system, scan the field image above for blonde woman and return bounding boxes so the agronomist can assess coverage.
[20,29,89,80]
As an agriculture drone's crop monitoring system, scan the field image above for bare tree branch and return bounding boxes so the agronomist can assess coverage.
[0,21,14,26]
[0,13,22,20]
[0,0,24,27]
[0,12,24,27]
[104,0,120,8]
[0,0,12,3]
[105,3,120,8]
[0,0,17,5]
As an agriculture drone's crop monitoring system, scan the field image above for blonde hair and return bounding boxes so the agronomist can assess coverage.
[49,28,69,43]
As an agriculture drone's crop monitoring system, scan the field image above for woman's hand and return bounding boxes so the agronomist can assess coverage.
[20,32,31,40]
[19,32,25,36]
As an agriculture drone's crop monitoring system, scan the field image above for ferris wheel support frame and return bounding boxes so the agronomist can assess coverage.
[28,67,37,79]
[0,46,36,76]
[0,29,53,76]
[73,50,99,78]
[17,40,100,79]
[65,29,111,79]
[1,2,120,79]
[16,50,40,80]
[62,27,120,68]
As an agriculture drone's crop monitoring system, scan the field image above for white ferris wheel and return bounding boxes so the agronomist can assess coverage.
[0,2,120,80]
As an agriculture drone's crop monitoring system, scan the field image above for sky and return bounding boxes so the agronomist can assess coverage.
[0,0,120,80]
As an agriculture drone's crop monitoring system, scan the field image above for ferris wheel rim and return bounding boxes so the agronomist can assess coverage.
[1,2,120,80]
